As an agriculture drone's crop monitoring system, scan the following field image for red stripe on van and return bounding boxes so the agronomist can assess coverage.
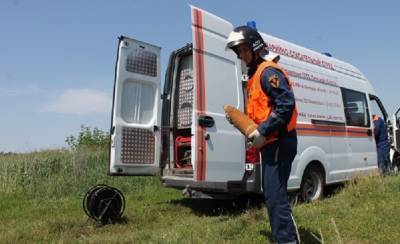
[296,123,371,137]
[346,127,371,137]
[193,8,206,181]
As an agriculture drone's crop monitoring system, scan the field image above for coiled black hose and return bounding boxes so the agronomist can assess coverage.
[83,184,125,225]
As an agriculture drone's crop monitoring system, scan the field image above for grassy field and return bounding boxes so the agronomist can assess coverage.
[1,149,400,243]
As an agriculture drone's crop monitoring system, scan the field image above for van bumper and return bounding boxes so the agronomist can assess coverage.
[161,164,262,195]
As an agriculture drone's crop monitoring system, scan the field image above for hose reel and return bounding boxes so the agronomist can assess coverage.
[83,184,125,225]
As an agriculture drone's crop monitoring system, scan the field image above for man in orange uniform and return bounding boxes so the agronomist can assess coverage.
[226,25,299,244]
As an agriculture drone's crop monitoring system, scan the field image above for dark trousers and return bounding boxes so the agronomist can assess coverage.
[261,133,298,244]
[377,146,390,174]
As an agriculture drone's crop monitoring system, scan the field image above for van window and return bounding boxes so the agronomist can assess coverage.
[341,88,370,127]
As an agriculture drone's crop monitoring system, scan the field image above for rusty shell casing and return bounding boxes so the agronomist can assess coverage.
[223,105,257,137]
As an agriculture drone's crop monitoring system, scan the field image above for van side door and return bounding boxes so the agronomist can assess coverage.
[392,108,400,152]
[369,94,393,169]
[341,88,375,172]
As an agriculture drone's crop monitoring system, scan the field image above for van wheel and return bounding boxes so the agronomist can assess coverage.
[300,165,324,202]
[391,154,400,175]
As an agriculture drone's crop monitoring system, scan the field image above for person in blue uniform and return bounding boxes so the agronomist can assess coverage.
[226,25,300,244]
[373,114,391,174]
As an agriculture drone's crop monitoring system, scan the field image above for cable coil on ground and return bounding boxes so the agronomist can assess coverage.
[83,184,125,225]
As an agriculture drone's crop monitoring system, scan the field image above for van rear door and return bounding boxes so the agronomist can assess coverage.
[191,7,245,182]
[109,36,161,176]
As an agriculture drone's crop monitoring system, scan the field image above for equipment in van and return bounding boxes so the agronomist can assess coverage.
[224,105,257,137]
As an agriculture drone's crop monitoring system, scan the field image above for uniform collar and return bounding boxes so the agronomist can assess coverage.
[247,52,280,78]
[247,57,264,78]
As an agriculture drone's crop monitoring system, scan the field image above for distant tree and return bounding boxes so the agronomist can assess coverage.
[66,125,110,151]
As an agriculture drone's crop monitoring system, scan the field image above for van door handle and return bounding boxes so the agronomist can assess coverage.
[198,115,215,128]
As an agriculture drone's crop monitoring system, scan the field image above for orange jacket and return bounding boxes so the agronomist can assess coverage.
[246,60,298,144]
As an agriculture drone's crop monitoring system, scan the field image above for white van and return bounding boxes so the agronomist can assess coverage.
[108,6,400,201]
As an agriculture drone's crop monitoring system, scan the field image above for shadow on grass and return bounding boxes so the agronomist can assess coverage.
[169,195,265,217]
[289,183,345,207]
[167,183,346,217]
[261,227,322,244]
[84,215,129,228]
[324,183,345,199]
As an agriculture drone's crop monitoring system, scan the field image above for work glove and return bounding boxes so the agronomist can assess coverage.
[225,112,233,124]
[248,129,265,149]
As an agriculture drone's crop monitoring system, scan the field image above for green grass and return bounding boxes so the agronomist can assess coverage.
[1,149,400,243]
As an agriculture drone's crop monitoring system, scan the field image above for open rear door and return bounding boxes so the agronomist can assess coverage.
[191,6,245,182]
[109,36,161,176]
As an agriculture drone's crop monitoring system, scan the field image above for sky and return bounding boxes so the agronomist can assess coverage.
[1,0,399,152]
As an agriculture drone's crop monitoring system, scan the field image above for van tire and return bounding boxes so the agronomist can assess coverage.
[300,164,324,202]
[391,153,400,175]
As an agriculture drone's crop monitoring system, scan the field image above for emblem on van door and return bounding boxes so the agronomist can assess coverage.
[268,74,280,88]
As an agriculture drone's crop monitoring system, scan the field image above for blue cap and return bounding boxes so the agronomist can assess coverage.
[247,21,257,30]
